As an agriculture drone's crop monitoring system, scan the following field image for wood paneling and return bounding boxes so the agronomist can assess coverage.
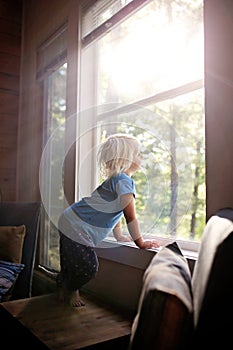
[0,0,22,22]
[0,18,21,36]
[0,52,20,74]
[0,132,17,149]
[0,72,19,92]
[0,113,18,133]
[204,0,233,218]
[0,33,21,55]
[0,92,19,113]
[0,168,16,201]
[0,0,22,201]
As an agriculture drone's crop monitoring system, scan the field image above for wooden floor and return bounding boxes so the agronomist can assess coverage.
[1,293,133,350]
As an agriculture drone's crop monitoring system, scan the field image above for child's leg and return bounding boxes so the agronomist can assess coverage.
[56,273,85,306]
[58,233,98,307]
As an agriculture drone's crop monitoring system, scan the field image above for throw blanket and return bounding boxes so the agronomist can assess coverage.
[141,242,192,312]
[192,208,233,326]
[131,242,193,341]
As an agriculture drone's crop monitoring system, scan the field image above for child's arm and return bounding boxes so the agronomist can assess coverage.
[121,193,160,249]
[113,220,133,242]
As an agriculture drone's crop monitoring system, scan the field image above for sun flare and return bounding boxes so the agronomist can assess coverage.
[100,5,203,99]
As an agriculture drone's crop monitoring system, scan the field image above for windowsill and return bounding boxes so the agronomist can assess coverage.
[36,237,198,285]
[96,238,198,271]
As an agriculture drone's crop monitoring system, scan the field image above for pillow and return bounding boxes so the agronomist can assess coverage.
[0,225,26,263]
[129,242,193,350]
[0,260,25,302]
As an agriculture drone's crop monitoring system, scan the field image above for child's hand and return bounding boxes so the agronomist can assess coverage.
[140,239,160,249]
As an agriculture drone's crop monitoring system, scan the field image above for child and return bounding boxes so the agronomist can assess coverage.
[57,133,160,307]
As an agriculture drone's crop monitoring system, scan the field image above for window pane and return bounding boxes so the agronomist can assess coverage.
[96,88,205,242]
[88,0,204,104]
[42,63,67,268]
[146,89,205,240]
[80,0,204,246]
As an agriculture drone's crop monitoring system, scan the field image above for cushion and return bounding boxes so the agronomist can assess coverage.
[129,242,193,350]
[0,260,25,302]
[0,225,26,264]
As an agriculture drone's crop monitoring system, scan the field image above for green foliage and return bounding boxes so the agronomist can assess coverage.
[100,87,205,241]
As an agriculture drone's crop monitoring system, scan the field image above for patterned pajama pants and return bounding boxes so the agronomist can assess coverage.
[57,233,99,291]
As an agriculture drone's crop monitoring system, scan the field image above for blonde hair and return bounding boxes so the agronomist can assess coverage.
[97,133,140,178]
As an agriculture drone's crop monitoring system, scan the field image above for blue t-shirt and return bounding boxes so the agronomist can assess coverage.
[59,173,136,246]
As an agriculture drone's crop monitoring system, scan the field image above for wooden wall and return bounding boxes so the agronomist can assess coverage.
[204,0,233,218]
[0,0,22,201]
[17,0,78,202]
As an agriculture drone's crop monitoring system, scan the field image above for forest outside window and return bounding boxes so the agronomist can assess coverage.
[78,0,205,255]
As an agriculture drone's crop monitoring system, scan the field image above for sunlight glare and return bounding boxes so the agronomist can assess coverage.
[100,6,203,98]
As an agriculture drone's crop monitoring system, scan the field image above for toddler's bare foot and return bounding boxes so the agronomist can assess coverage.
[67,290,85,307]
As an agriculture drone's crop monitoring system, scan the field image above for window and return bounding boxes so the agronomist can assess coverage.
[39,0,204,270]
[40,63,67,268]
[78,0,205,253]
[37,24,68,268]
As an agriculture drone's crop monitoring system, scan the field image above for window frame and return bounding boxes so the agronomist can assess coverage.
[38,0,204,269]
[36,24,68,267]
[77,0,205,259]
